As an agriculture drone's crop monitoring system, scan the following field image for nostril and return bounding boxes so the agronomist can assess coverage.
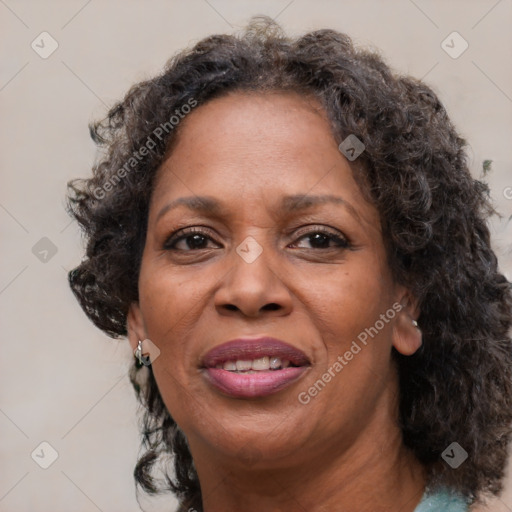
[220,303,281,314]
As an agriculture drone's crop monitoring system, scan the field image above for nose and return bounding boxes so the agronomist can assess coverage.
[214,243,293,318]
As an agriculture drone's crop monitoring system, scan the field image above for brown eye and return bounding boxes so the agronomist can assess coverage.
[164,228,220,251]
[290,228,350,250]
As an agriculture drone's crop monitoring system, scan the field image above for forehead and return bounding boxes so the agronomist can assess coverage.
[153,91,338,188]
[168,91,329,163]
[149,91,378,230]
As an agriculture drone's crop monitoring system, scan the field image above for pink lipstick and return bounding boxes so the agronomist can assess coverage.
[201,337,310,398]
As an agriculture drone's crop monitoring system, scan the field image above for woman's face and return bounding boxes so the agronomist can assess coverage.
[128,91,420,471]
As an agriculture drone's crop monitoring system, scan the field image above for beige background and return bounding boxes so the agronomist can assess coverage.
[1,1,511,511]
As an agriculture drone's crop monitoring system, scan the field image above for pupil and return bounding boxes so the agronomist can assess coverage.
[188,234,206,249]
[311,233,329,248]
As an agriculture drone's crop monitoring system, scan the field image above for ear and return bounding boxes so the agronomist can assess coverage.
[127,301,147,353]
[391,288,422,356]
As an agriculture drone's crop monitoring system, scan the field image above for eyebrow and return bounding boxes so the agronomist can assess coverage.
[155,194,361,223]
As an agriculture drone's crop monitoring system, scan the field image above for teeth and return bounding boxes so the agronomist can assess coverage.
[270,356,282,370]
[217,357,291,372]
[252,356,269,370]
[235,360,252,371]
[223,361,237,371]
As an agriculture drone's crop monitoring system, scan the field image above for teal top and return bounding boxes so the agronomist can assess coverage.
[414,488,469,511]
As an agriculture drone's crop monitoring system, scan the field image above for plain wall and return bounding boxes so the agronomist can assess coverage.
[1,1,511,511]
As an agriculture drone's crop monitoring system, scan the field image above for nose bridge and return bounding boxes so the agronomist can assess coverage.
[230,234,278,295]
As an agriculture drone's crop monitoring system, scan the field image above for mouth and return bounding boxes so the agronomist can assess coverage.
[201,337,311,398]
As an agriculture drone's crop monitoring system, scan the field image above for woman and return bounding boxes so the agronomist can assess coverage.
[66,16,512,512]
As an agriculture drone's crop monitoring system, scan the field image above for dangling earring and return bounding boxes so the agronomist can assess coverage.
[134,340,151,367]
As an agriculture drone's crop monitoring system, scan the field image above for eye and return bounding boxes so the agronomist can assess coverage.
[163,225,350,252]
[163,227,220,251]
[289,226,350,250]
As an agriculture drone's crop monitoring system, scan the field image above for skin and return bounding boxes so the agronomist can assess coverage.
[128,91,425,512]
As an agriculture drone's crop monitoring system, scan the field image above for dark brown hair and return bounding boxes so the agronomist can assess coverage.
[67,16,512,510]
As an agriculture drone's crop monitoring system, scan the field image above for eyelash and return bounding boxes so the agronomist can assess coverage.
[163,225,351,251]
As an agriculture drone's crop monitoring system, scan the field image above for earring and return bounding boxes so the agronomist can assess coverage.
[134,340,152,367]
[412,320,418,327]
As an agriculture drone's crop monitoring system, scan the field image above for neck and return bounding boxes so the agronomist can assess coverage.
[189,381,426,512]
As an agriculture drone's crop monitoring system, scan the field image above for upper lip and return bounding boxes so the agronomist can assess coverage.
[202,337,310,368]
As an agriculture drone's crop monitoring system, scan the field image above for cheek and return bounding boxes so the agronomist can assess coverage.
[137,264,210,370]
[308,261,397,410]
[317,263,394,342]
[301,272,397,428]
[139,259,209,327]
[138,268,212,429]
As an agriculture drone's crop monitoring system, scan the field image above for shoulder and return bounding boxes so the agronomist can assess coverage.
[415,488,469,512]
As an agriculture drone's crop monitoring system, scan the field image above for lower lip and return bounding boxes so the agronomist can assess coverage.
[203,367,309,398]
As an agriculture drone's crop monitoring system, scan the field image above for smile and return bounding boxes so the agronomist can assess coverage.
[201,337,311,398]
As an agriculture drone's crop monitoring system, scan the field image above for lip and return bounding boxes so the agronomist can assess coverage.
[201,337,311,398]
[202,337,310,368]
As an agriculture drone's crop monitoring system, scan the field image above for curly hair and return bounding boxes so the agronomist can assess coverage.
[66,15,512,511]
